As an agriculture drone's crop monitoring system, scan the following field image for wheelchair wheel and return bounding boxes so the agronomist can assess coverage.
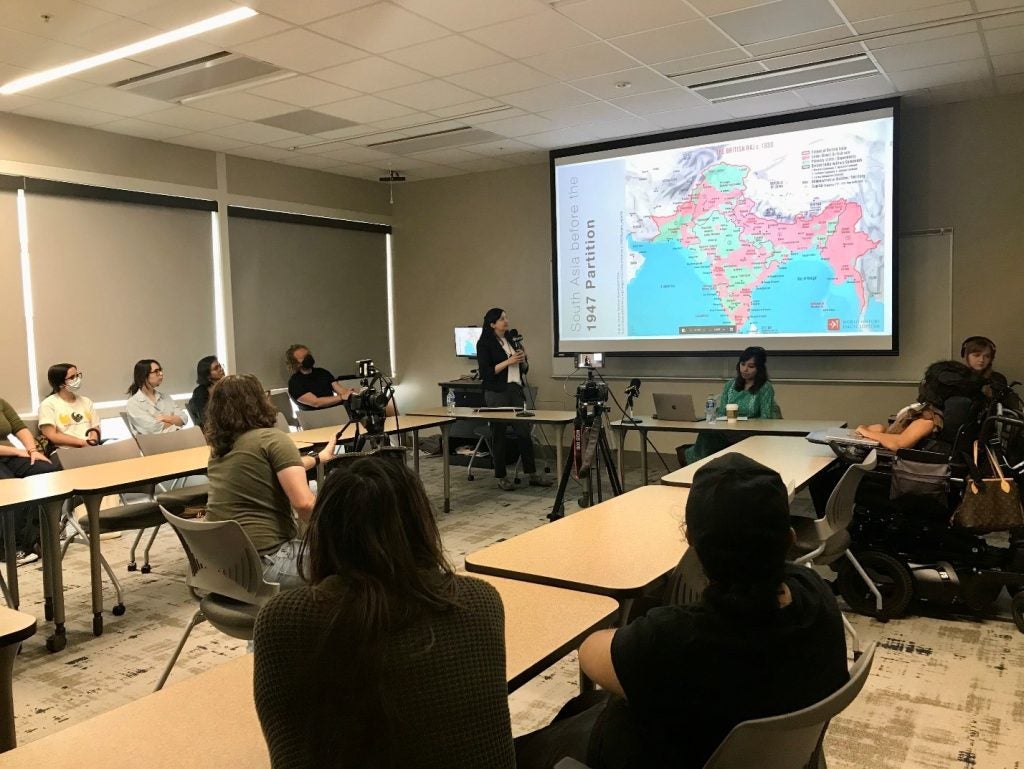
[836,551,914,620]
[1011,591,1024,634]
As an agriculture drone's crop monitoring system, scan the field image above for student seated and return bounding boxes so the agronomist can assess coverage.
[681,346,777,465]
[125,359,188,434]
[284,344,359,412]
[959,335,1020,410]
[253,456,515,769]
[514,453,848,769]
[38,363,101,450]
[0,395,55,561]
[187,355,225,428]
[204,374,338,589]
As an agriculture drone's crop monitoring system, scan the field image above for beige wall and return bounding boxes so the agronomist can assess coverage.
[225,156,390,214]
[392,93,1024,452]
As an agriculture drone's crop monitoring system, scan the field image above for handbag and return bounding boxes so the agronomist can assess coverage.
[951,442,1024,533]
[890,456,949,505]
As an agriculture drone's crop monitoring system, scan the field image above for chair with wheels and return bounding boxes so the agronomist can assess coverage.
[155,511,278,690]
[296,405,349,431]
[269,391,299,428]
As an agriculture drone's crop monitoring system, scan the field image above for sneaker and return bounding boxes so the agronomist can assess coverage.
[497,477,516,491]
[529,474,554,488]
[16,550,40,567]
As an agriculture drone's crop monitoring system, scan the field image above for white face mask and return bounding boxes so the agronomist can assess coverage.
[66,376,83,391]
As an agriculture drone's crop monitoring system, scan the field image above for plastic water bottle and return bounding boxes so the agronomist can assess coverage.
[446,389,456,415]
[705,395,717,423]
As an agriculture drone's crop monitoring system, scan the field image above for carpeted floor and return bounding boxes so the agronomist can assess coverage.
[9,456,1024,767]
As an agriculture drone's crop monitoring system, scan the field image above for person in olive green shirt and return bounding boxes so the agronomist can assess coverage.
[0,397,56,560]
[203,375,338,589]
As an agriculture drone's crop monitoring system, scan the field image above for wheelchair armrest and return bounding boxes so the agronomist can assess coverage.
[896,448,949,464]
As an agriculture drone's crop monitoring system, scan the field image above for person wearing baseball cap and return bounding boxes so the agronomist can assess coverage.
[515,454,849,769]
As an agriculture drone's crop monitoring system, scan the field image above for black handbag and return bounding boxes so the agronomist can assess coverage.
[890,455,949,505]
[951,442,1024,534]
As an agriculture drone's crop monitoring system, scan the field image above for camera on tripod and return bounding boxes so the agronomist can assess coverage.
[347,359,392,434]
[576,377,609,407]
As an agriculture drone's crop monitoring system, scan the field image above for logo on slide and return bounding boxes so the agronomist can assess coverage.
[827,318,841,331]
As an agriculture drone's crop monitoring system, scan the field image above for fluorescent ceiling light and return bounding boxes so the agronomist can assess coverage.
[687,55,878,103]
[0,7,258,95]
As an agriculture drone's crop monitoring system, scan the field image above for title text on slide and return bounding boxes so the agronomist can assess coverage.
[566,176,597,332]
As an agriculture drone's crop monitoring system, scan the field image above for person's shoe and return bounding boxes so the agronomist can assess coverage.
[529,474,554,488]
[496,477,516,491]
[16,550,40,567]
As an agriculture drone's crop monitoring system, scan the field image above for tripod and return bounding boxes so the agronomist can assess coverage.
[549,389,623,521]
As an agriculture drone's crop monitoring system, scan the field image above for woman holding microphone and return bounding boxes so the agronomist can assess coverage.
[476,308,552,491]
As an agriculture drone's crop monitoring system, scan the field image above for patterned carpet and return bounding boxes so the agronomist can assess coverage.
[9,456,1024,768]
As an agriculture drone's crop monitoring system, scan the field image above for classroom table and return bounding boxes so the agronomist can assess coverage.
[406,407,576,513]
[611,417,846,487]
[0,607,36,752]
[0,575,617,767]
[466,485,689,623]
[660,435,838,491]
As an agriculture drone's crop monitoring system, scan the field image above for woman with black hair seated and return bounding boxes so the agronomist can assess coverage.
[253,457,515,769]
[514,454,848,769]
[187,355,225,427]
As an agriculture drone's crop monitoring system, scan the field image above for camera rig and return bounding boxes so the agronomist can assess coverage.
[338,359,397,453]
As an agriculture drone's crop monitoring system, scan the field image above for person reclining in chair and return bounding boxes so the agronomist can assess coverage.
[514,453,849,769]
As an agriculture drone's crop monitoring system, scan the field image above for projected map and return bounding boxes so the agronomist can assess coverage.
[554,112,894,351]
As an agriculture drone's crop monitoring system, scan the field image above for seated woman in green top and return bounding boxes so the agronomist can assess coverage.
[0,396,55,561]
[253,457,515,769]
[682,347,777,465]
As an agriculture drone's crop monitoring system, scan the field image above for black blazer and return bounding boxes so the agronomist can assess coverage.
[476,332,527,392]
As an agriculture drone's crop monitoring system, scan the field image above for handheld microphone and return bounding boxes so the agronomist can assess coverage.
[509,328,524,351]
[624,378,643,424]
[624,378,641,399]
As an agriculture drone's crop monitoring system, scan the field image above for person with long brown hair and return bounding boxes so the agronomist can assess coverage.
[252,457,514,769]
[204,373,337,589]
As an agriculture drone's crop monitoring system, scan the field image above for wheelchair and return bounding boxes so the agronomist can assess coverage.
[819,397,1024,633]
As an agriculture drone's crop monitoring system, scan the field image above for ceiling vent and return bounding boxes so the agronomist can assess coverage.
[367,126,501,154]
[114,52,292,103]
[258,110,358,135]
[684,54,879,102]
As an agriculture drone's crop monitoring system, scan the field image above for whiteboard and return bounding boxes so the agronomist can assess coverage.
[551,230,953,385]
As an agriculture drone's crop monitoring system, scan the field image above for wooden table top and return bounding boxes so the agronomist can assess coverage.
[0,473,73,509]
[611,417,846,435]
[466,485,689,597]
[660,435,837,490]
[409,406,576,424]
[0,606,36,646]
[291,414,454,444]
[59,446,212,495]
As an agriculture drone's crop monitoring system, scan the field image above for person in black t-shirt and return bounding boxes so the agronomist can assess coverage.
[284,344,360,412]
[514,453,849,769]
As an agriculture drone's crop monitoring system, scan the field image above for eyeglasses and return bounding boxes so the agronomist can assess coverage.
[150,368,163,375]
[65,373,83,382]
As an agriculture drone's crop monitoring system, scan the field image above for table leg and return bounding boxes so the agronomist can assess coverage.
[83,494,104,636]
[412,429,420,475]
[0,642,20,751]
[579,667,595,694]
[441,424,450,515]
[2,513,18,609]
[640,430,649,487]
[556,425,565,483]
[616,426,626,488]
[616,598,634,627]
[40,501,65,651]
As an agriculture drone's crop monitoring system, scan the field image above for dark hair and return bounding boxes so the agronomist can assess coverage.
[480,307,504,340]
[203,374,277,457]
[195,355,218,386]
[685,454,791,623]
[918,360,984,409]
[284,344,309,373]
[733,346,768,393]
[47,363,75,395]
[298,457,458,767]
[127,359,160,396]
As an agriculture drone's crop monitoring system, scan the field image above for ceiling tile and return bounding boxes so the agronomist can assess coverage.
[906,78,996,105]
[318,145,395,163]
[391,0,545,33]
[609,87,708,115]
[652,49,751,77]
[461,138,536,156]
[367,112,440,130]
[408,147,488,165]
[832,0,953,23]
[449,156,513,173]
[0,0,119,43]
[313,57,430,92]
[524,43,640,81]
[208,121,304,144]
[130,0,240,29]
[996,71,1024,93]
[611,21,735,65]
[13,100,118,126]
[310,3,450,54]
[447,61,553,97]
[431,98,509,118]
[722,90,808,118]
[712,0,845,45]
[556,0,698,38]
[226,144,297,161]
[247,75,360,107]
[743,26,852,55]
[0,65,96,99]
[687,0,777,13]
[69,17,160,51]
[197,13,292,47]
[992,51,1024,75]
[143,105,240,130]
[975,0,1024,10]
[375,79,481,111]
[644,103,733,129]
[385,36,508,78]
[74,58,155,85]
[887,57,992,89]
[247,0,378,25]
[483,113,559,137]
[77,0,166,14]
[0,27,94,71]
[795,73,896,106]
[126,38,223,69]
[585,117,658,140]
[981,12,1024,30]
[57,86,168,116]
[852,2,973,34]
[234,29,367,73]
[500,83,595,112]
[99,116,191,139]
[764,42,863,68]
[0,92,39,111]
[169,132,250,151]
[189,91,294,120]
[540,101,633,127]
[670,61,765,86]
[872,32,985,72]
[985,24,1024,54]
[571,67,675,100]
[318,95,416,123]
[863,21,978,50]
[517,127,598,150]
[466,10,597,59]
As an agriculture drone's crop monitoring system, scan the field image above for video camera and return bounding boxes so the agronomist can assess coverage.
[576,377,609,407]
[347,359,393,434]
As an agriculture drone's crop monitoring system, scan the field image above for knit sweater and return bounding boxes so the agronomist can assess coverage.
[253,572,515,769]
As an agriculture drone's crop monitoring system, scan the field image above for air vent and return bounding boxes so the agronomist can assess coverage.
[684,55,879,102]
[115,52,292,103]
[258,110,358,135]
[367,126,500,154]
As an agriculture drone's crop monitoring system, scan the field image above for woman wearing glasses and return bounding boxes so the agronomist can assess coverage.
[38,363,102,449]
[126,359,188,434]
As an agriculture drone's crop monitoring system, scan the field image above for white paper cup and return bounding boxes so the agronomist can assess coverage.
[726,403,739,423]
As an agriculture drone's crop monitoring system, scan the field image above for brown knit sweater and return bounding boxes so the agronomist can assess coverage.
[253,572,515,769]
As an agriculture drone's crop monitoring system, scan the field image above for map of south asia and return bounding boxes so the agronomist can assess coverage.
[627,162,882,336]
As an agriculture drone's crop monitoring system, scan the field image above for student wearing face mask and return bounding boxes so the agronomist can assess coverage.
[125,359,188,435]
[38,363,102,449]
[285,344,360,412]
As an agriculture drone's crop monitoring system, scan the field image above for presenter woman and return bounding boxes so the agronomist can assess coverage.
[476,308,552,491]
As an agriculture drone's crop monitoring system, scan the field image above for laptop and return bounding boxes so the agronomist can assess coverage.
[806,428,879,447]
[652,393,702,422]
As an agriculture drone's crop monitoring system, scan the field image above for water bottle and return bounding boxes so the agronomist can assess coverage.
[446,389,456,415]
[705,395,716,423]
